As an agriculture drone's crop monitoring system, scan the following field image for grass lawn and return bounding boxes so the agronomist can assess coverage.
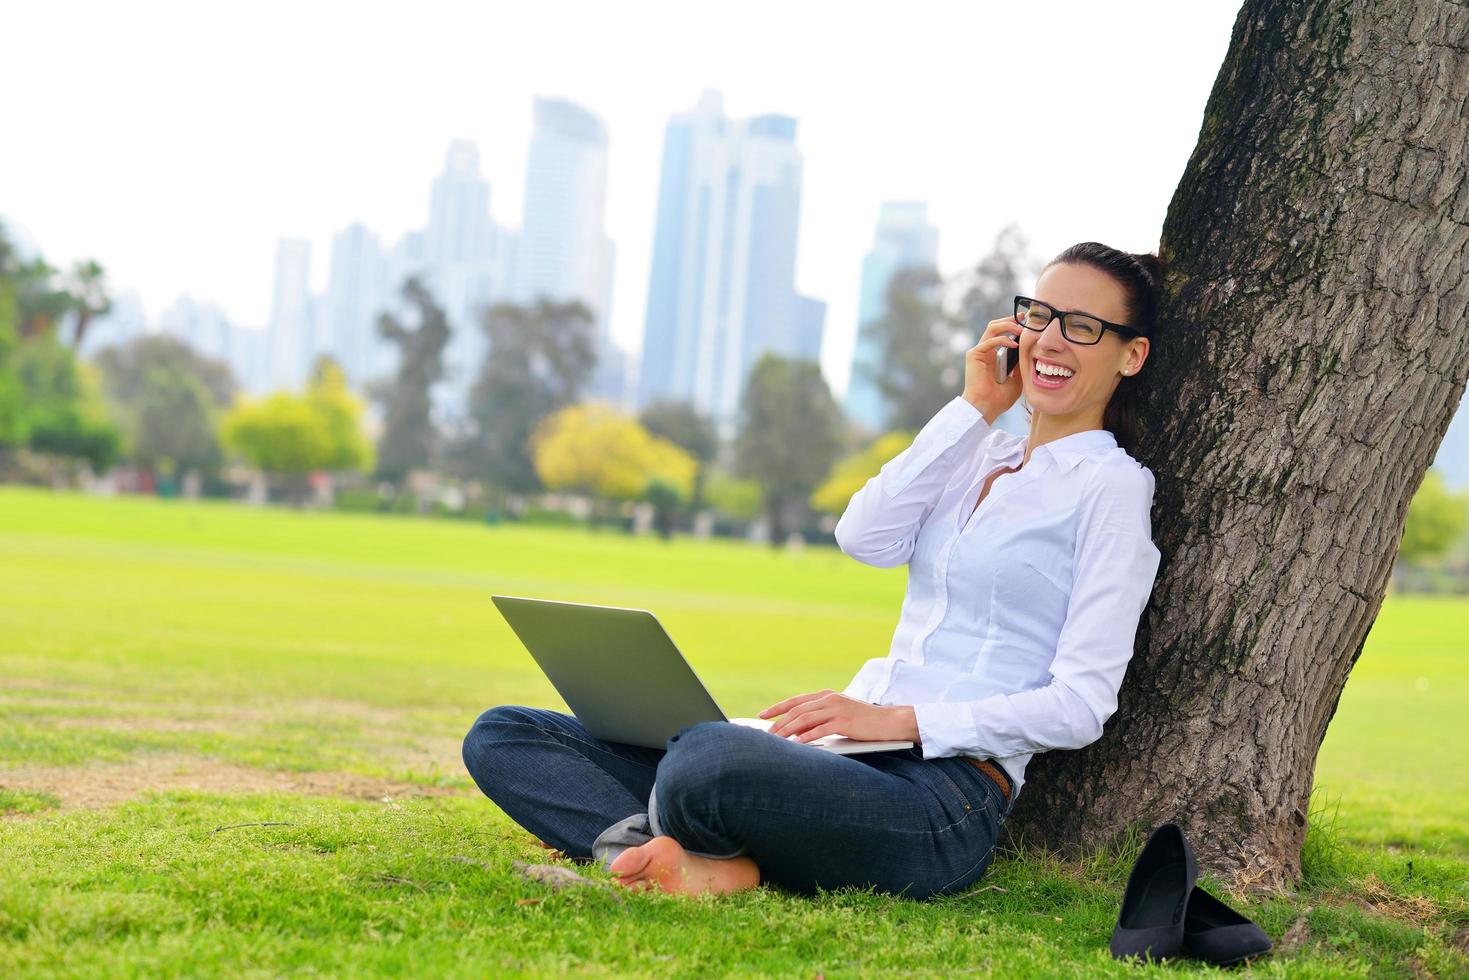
[2,487,1466,977]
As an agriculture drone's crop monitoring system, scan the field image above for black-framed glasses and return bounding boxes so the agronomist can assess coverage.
[1013,295,1144,345]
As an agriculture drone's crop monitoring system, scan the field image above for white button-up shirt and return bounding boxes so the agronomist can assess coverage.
[834,394,1162,799]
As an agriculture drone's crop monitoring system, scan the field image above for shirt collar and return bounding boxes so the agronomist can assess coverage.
[996,428,1119,475]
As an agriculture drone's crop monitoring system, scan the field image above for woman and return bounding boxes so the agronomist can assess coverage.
[462,241,1164,899]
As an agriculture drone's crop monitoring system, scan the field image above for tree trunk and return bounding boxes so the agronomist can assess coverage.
[284,473,309,508]
[766,496,787,549]
[1007,0,1469,890]
[72,311,93,349]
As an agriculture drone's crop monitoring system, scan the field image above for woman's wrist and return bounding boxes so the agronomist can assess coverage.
[962,392,1002,425]
[888,705,920,743]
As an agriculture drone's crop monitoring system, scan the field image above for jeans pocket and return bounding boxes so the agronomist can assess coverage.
[959,759,1010,814]
[928,760,980,818]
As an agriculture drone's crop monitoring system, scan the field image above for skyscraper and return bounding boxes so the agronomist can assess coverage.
[267,238,312,391]
[427,140,494,270]
[159,295,234,365]
[158,296,272,392]
[844,202,940,432]
[325,223,387,388]
[638,91,825,435]
[230,327,272,394]
[516,97,622,405]
[253,142,512,412]
[418,140,511,418]
[516,98,614,331]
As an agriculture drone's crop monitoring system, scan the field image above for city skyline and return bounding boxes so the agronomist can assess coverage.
[639,92,825,434]
[3,0,1247,401]
[48,98,1469,489]
[83,90,828,427]
[257,103,628,419]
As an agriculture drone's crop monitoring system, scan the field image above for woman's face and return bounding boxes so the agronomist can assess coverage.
[1019,262,1150,423]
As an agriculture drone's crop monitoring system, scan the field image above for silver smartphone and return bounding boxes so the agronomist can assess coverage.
[994,330,1021,384]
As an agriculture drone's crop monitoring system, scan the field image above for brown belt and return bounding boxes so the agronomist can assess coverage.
[963,758,1012,807]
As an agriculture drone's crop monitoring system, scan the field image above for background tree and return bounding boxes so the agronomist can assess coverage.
[374,278,449,486]
[306,355,375,475]
[854,266,955,432]
[643,478,681,540]
[129,369,220,482]
[221,394,331,504]
[62,260,110,349]
[638,399,718,513]
[0,223,120,472]
[530,402,696,529]
[1398,470,1469,567]
[0,223,108,344]
[95,335,237,483]
[703,471,763,527]
[955,223,1034,339]
[855,227,1033,435]
[458,298,597,500]
[12,334,120,473]
[94,334,236,409]
[221,366,371,505]
[733,353,844,546]
[9,255,72,340]
[810,430,915,516]
[639,439,699,538]
[0,256,30,452]
[1007,0,1469,889]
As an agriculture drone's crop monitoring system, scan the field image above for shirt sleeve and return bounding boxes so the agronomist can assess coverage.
[833,394,996,568]
[910,463,1162,759]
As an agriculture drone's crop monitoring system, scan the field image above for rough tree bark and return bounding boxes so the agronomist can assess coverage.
[1008,0,1469,889]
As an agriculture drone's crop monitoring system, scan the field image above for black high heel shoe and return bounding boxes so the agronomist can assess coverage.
[1109,823,1198,962]
[1183,885,1273,966]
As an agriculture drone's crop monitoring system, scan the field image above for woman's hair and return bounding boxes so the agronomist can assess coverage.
[1028,241,1165,454]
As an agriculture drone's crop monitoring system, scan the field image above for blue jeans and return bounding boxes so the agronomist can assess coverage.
[461,705,1014,899]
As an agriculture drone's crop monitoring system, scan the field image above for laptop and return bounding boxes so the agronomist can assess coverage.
[490,594,914,755]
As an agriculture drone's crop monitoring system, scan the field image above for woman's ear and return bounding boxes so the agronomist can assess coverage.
[1125,337,1149,374]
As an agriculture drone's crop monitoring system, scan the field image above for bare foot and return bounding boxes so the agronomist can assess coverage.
[607,836,760,895]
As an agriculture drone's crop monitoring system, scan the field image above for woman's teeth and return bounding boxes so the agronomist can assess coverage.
[1033,361,1074,388]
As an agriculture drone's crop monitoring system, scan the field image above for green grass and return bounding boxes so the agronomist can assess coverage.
[0,789,59,815]
[1,486,1466,977]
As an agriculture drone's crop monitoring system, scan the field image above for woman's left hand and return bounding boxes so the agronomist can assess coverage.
[758,690,920,744]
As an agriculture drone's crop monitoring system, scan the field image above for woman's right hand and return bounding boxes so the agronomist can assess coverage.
[962,316,1025,422]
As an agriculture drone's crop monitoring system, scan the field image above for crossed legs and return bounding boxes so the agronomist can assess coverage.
[463,706,1004,899]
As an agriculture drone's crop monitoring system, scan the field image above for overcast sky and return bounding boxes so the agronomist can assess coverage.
[3,0,1243,397]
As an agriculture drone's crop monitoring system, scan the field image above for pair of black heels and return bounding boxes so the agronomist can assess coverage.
[1109,823,1273,966]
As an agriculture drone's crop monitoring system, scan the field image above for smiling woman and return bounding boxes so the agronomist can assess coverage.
[460,241,1171,902]
[1008,245,1159,455]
